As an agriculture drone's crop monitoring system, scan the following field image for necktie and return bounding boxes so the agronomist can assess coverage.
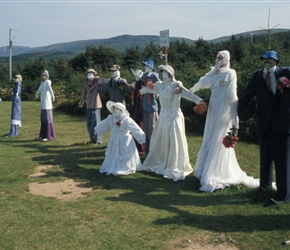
[265,71,271,92]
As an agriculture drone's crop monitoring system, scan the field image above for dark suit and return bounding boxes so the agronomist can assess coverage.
[98,77,131,105]
[238,66,290,202]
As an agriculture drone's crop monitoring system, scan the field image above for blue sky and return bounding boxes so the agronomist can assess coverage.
[0,0,290,48]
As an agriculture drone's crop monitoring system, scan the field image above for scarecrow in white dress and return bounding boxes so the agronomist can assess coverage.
[94,101,145,175]
[190,50,259,192]
[139,64,206,181]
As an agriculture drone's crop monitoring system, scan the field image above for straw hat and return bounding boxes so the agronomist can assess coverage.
[14,74,22,82]
[109,65,120,71]
[87,68,97,75]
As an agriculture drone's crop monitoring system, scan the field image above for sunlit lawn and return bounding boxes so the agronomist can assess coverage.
[0,101,289,250]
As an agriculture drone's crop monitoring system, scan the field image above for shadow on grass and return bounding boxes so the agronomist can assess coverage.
[3,138,290,233]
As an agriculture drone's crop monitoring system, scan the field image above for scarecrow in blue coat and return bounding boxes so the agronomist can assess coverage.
[7,74,22,137]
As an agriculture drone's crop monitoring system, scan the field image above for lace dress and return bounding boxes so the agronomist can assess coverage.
[139,81,202,181]
[94,115,145,175]
[190,68,259,192]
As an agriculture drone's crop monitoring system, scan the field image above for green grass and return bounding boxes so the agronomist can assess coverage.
[0,101,289,250]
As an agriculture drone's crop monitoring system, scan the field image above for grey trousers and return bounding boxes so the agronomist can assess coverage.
[143,110,158,153]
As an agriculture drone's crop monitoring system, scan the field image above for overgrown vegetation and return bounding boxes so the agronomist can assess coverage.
[1,31,290,142]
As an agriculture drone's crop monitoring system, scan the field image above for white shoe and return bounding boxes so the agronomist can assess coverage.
[42,138,48,141]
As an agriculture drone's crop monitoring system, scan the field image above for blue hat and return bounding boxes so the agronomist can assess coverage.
[260,50,279,63]
[142,58,155,70]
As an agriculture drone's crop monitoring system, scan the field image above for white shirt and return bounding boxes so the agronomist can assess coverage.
[263,66,277,94]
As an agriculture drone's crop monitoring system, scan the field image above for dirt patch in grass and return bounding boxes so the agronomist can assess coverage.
[28,166,239,250]
[169,236,239,250]
[173,243,238,250]
[28,165,93,200]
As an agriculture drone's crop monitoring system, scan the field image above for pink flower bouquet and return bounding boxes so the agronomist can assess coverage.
[277,76,290,92]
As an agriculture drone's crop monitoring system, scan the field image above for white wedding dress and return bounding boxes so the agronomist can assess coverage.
[190,68,259,192]
[94,115,145,175]
[139,80,202,181]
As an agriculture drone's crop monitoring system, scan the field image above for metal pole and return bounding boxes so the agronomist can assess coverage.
[9,28,12,81]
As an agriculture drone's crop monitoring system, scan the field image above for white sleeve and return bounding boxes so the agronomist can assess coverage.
[226,71,239,129]
[46,81,55,100]
[190,75,211,93]
[94,116,111,136]
[125,117,146,144]
[175,81,203,104]
[139,81,161,95]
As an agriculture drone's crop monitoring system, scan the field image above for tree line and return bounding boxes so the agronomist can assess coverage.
[1,31,290,143]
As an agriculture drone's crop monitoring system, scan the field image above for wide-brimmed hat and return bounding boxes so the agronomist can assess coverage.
[87,68,97,75]
[157,64,175,77]
[142,58,154,70]
[109,65,120,71]
[106,101,129,117]
[14,74,22,82]
[260,50,279,63]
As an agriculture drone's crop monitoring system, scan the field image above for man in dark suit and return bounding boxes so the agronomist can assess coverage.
[238,50,290,204]
[107,65,131,105]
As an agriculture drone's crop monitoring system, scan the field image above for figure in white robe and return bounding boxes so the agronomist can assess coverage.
[139,64,205,181]
[94,101,145,175]
[35,70,56,141]
[190,50,259,192]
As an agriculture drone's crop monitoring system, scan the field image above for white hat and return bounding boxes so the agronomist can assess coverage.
[106,101,129,117]
[157,64,175,81]
[157,64,175,75]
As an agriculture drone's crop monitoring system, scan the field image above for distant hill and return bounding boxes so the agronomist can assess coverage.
[209,28,290,44]
[0,29,289,61]
[0,35,193,60]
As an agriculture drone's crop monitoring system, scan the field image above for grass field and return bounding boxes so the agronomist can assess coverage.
[0,101,289,250]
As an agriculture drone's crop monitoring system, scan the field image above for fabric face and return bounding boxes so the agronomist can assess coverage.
[111,70,120,78]
[263,58,277,70]
[144,66,153,73]
[113,107,121,118]
[215,50,230,70]
[162,70,170,81]
[87,73,94,79]
[41,70,49,80]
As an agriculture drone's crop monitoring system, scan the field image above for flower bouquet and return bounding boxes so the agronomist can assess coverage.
[277,76,290,92]
[222,125,238,148]
[174,87,181,94]
[193,101,207,115]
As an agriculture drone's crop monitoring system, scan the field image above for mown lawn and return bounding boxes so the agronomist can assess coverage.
[0,101,289,250]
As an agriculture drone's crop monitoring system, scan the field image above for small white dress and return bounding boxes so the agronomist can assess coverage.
[190,68,259,192]
[139,80,202,181]
[94,114,145,175]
